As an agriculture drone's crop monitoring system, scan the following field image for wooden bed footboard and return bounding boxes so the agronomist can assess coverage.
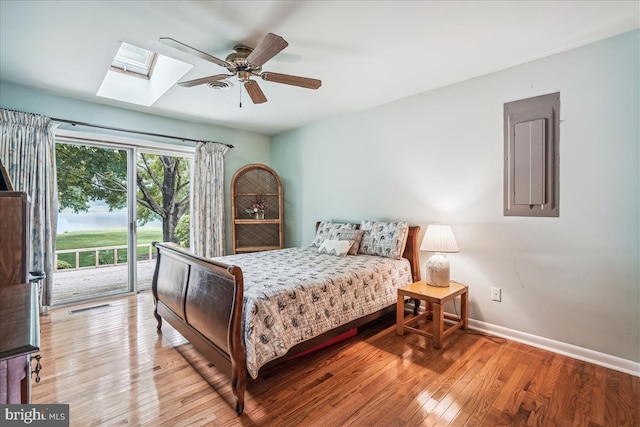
[151,225,420,416]
[152,242,247,415]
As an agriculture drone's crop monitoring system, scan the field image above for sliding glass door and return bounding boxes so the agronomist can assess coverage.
[54,142,135,304]
[135,150,191,293]
[52,136,192,305]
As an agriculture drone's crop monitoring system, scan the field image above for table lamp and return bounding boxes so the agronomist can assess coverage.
[420,224,459,287]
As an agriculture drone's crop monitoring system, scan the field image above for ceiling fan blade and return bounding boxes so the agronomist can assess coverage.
[246,33,288,67]
[261,72,321,89]
[159,37,232,69]
[178,74,233,87]
[244,80,267,104]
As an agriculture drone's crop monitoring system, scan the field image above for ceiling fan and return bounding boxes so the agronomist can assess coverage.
[160,33,321,105]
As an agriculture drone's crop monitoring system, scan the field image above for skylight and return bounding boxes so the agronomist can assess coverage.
[111,42,156,78]
[98,41,192,107]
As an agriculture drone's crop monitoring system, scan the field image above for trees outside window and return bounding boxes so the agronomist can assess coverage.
[56,144,190,244]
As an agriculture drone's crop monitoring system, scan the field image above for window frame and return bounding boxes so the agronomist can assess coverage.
[110,42,158,80]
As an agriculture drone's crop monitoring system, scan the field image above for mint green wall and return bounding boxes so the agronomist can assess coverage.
[271,30,640,363]
[0,82,270,253]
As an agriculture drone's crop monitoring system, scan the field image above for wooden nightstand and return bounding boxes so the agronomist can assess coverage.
[396,280,468,349]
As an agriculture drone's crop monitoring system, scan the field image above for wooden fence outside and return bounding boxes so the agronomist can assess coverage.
[55,243,155,271]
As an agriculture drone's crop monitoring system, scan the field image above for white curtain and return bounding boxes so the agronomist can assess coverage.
[0,109,58,308]
[192,141,229,257]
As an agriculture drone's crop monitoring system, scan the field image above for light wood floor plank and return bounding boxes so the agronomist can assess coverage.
[588,365,607,427]
[30,293,639,426]
[403,338,490,426]
[547,357,579,425]
[462,344,522,427]
[571,361,596,427]
[444,344,506,426]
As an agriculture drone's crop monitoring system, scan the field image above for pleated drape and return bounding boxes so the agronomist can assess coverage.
[0,109,58,309]
[191,141,229,257]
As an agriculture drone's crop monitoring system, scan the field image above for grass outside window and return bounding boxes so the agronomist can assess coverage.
[56,227,162,269]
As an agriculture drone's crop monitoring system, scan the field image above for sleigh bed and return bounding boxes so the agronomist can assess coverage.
[152,221,421,415]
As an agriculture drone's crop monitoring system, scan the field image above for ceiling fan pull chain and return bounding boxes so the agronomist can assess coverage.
[239,83,242,108]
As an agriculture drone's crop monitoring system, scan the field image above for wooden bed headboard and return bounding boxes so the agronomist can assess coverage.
[403,225,421,282]
[314,222,421,282]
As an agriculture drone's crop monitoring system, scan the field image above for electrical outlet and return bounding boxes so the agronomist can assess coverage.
[491,287,502,302]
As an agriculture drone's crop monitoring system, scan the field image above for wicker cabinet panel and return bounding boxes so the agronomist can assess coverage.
[231,164,283,254]
[235,168,279,195]
[235,223,281,251]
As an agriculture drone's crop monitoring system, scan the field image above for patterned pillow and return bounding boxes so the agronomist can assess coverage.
[317,239,354,257]
[310,221,357,247]
[358,220,409,260]
[337,229,365,255]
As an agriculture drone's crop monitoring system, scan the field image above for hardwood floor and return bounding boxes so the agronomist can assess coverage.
[32,293,639,426]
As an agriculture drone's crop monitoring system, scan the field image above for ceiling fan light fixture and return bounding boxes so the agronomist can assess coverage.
[237,70,252,82]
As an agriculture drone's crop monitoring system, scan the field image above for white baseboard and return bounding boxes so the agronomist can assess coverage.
[466,318,640,377]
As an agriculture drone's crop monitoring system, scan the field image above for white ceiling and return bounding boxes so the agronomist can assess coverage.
[1,1,638,136]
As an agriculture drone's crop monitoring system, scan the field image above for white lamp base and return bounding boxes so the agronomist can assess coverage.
[427,253,450,287]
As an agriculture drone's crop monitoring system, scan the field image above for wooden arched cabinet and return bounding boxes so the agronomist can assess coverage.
[231,164,283,253]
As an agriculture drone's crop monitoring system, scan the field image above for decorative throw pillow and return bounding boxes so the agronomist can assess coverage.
[317,239,354,257]
[337,229,365,255]
[310,221,357,247]
[358,220,409,260]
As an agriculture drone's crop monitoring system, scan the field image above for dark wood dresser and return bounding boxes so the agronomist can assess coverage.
[0,191,40,404]
[0,192,30,285]
[0,283,40,403]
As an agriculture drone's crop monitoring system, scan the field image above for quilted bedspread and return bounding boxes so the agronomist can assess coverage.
[216,247,413,378]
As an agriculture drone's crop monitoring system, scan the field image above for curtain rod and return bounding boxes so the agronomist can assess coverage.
[49,117,234,149]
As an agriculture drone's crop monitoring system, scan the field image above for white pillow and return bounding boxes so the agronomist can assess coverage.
[317,239,354,257]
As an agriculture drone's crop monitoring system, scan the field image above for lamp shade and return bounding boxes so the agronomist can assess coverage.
[420,224,459,253]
